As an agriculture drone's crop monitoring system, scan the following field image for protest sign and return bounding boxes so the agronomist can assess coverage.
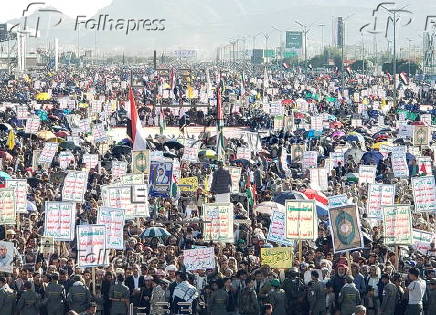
[411,176,436,212]
[82,154,99,170]
[413,125,429,146]
[203,203,234,243]
[351,119,362,127]
[311,116,323,131]
[121,173,144,185]
[58,151,75,169]
[286,200,317,240]
[38,142,58,164]
[183,247,216,271]
[77,224,108,267]
[39,236,55,256]
[102,185,149,218]
[97,207,125,250]
[329,152,345,168]
[131,184,148,205]
[273,115,284,131]
[260,247,293,269]
[149,161,173,197]
[92,123,108,143]
[391,151,409,177]
[383,205,413,245]
[310,168,328,191]
[112,161,127,179]
[302,151,318,170]
[5,179,27,213]
[0,189,16,225]
[132,150,150,174]
[328,194,348,208]
[358,165,376,184]
[62,171,88,203]
[417,156,432,175]
[182,147,199,163]
[178,177,199,192]
[329,205,363,253]
[267,210,293,246]
[291,144,305,162]
[236,147,251,160]
[367,184,395,219]
[25,116,40,134]
[412,229,435,255]
[228,167,242,193]
[79,118,91,133]
[44,202,76,241]
[0,241,15,273]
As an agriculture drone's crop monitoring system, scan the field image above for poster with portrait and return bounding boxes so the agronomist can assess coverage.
[132,150,150,174]
[412,125,429,146]
[149,161,173,197]
[329,205,364,253]
[0,241,15,273]
[291,144,305,162]
[39,236,55,256]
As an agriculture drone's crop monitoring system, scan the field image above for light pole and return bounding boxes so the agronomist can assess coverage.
[272,26,284,59]
[340,14,354,92]
[295,20,312,70]
[318,24,326,54]
[252,32,262,52]
[406,38,413,75]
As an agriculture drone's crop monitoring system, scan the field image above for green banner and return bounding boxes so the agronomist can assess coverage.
[286,31,303,49]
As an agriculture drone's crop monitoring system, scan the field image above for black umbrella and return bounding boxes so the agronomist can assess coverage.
[59,141,80,150]
[112,144,131,155]
[27,177,41,188]
[163,140,184,150]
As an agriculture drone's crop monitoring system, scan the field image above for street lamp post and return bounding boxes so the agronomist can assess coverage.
[264,33,270,63]
[319,24,326,54]
[272,26,284,60]
[295,21,312,70]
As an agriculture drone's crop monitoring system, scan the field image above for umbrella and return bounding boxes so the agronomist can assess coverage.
[273,191,307,205]
[345,135,359,142]
[140,227,171,238]
[112,145,131,155]
[55,130,70,138]
[233,159,250,166]
[198,149,217,159]
[35,92,51,101]
[0,151,13,161]
[59,141,79,150]
[361,151,384,164]
[316,203,329,216]
[27,201,37,212]
[37,130,57,141]
[302,189,328,205]
[163,140,184,150]
[0,171,11,179]
[345,173,359,183]
[253,201,285,215]
[0,123,13,131]
[47,137,65,143]
[344,148,365,163]
[329,121,343,129]
[371,142,389,150]
[331,131,345,138]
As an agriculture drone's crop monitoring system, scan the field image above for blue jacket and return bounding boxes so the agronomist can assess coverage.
[353,273,367,295]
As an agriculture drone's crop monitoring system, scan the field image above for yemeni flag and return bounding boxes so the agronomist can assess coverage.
[399,72,409,85]
[127,87,147,150]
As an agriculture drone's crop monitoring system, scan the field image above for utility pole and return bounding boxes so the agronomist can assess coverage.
[295,20,313,70]
[407,38,412,75]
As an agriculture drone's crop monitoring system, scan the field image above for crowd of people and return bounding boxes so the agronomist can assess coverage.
[0,62,434,315]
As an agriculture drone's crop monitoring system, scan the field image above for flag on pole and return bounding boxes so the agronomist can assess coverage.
[127,87,147,150]
[240,71,245,97]
[7,130,15,150]
[216,73,225,161]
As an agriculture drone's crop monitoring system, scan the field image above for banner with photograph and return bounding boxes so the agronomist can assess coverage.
[329,205,364,253]
[62,171,89,203]
[383,205,413,245]
[411,176,436,212]
[44,202,76,241]
[367,184,395,219]
[291,144,305,162]
[77,224,108,267]
[0,189,16,225]
[203,203,234,243]
[149,161,173,197]
[0,241,15,273]
[183,247,216,271]
[286,200,317,240]
[97,207,125,250]
[228,167,242,194]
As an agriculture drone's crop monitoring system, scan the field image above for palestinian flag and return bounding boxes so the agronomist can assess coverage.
[127,87,147,150]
